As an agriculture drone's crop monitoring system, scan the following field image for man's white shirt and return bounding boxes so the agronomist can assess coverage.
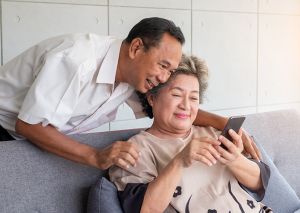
[0,33,144,139]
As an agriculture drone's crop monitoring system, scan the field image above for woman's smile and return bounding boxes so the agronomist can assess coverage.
[174,113,190,119]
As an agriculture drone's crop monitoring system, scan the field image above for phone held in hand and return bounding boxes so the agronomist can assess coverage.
[220,116,246,150]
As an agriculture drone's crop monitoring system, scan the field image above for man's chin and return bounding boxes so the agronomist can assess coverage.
[136,86,148,93]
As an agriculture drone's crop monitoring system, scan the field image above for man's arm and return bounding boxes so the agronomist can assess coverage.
[193,109,228,130]
[15,119,140,170]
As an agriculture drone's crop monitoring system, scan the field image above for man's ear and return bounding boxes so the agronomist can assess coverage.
[146,94,154,107]
[128,38,144,59]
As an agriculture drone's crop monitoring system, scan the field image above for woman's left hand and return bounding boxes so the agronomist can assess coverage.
[216,129,244,165]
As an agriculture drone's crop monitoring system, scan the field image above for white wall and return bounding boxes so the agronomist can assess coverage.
[0,0,2,65]
[1,0,300,132]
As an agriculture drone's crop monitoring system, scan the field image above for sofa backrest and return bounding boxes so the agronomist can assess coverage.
[243,109,300,198]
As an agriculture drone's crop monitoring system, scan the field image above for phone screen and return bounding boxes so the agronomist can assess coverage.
[220,116,246,149]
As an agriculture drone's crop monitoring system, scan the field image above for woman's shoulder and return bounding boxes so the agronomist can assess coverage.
[127,130,153,146]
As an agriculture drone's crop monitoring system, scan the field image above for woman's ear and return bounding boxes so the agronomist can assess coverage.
[128,38,144,59]
[146,94,154,107]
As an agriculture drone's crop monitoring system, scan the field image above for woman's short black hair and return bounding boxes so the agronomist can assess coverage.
[137,54,209,118]
[125,17,185,50]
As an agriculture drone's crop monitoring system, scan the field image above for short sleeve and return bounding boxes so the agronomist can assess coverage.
[18,54,81,129]
[109,142,158,191]
[109,137,158,213]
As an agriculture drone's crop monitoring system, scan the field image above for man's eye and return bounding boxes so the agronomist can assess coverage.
[190,97,199,101]
[172,94,181,97]
[159,64,167,69]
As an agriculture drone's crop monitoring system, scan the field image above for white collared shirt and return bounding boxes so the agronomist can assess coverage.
[0,33,144,139]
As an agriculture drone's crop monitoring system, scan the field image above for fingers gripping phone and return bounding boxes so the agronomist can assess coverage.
[220,116,246,150]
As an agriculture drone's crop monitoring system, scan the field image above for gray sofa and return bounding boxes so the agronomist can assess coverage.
[1,109,300,213]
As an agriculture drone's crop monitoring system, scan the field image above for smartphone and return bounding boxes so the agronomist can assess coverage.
[220,116,246,149]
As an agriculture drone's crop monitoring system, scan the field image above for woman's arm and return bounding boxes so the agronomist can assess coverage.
[227,155,262,190]
[217,129,262,191]
[141,137,221,213]
[141,157,183,213]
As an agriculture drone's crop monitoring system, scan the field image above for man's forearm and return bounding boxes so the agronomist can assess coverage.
[193,109,228,130]
[15,119,99,168]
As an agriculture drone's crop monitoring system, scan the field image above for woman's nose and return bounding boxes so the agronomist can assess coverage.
[179,97,191,110]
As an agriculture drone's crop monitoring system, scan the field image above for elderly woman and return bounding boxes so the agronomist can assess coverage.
[109,55,271,213]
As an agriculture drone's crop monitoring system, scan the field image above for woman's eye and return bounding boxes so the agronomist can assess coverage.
[172,94,181,97]
[190,97,199,101]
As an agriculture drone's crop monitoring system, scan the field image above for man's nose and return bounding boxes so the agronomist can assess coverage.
[157,70,170,83]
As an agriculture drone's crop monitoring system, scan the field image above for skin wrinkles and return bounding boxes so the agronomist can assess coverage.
[146,74,199,139]
[116,33,182,94]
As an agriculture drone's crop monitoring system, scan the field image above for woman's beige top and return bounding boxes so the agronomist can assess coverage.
[109,126,270,213]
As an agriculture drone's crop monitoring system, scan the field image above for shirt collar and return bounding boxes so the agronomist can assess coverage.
[96,38,123,84]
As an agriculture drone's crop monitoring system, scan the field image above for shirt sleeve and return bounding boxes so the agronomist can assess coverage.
[18,53,81,129]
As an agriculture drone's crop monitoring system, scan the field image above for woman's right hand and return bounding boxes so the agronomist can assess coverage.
[175,137,221,167]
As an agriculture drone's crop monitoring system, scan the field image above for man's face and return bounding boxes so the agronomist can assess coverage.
[129,33,182,93]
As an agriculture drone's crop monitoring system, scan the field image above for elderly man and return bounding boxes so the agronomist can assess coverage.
[0,17,260,170]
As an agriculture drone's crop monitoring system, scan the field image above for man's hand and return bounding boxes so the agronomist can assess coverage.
[241,129,262,161]
[94,141,140,170]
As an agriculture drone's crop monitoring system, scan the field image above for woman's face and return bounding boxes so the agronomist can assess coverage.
[148,74,200,133]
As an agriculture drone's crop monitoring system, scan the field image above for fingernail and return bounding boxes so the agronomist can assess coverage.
[126,165,130,169]
[208,162,212,166]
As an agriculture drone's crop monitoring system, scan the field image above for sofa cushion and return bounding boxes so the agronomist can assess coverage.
[87,177,123,213]
[254,138,300,212]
